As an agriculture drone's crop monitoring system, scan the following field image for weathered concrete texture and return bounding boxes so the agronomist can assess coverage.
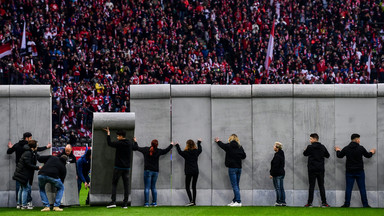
[1,85,51,207]
[90,115,135,206]
[130,84,170,99]
[335,84,377,98]
[294,85,335,98]
[252,84,293,97]
[293,98,335,193]
[377,96,384,193]
[171,85,212,207]
[252,98,294,191]
[211,85,252,98]
[211,85,252,205]
[130,85,171,205]
[335,98,377,192]
[171,84,211,97]
[93,113,135,130]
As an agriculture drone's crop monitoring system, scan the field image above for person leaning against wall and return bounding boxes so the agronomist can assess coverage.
[334,133,376,208]
[270,141,286,207]
[133,138,173,207]
[174,139,202,206]
[104,127,134,209]
[303,133,330,208]
[214,134,246,207]
[7,132,51,209]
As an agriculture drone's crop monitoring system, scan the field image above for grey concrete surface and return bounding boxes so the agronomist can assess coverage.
[1,85,51,207]
[252,84,293,97]
[171,85,212,205]
[211,85,253,205]
[130,85,171,205]
[90,113,135,206]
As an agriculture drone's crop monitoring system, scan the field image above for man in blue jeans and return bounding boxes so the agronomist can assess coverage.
[37,155,67,212]
[335,133,376,208]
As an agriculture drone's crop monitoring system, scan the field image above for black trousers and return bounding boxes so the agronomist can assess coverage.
[111,168,130,203]
[185,174,198,203]
[307,171,327,204]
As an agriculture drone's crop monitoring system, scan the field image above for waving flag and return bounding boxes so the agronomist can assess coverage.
[264,19,275,71]
[0,43,12,59]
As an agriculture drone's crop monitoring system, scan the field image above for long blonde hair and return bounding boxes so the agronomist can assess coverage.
[228,134,240,145]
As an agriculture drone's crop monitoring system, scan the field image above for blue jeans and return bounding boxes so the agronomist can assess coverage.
[144,170,158,205]
[18,182,31,206]
[228,168,242,203]
[38,175,65,207]
[16,181,32,204]
[345,170,369,207]
[273,175,286,204]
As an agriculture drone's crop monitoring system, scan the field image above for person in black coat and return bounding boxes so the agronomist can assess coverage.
[104,127,134,209]
[214,134,246,207]
[133,139,173,207]
[335,133,376,208]
[12,140,41,210]
[7,132,51,208]
[270,142,286,206]
[175,139,202,206]
[303,133,330,207]
[58,144,77,164]
[38,155,67,212]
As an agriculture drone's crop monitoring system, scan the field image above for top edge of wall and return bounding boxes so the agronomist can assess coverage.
[130,84,170,99]
[211,85,252,98]
[171,85,211,97]
[293,84,335,97]
[252,84,293,97]
[0,85,51,97]
[93,113,135,130]
[377,84,384,97]
[334,84,377,98]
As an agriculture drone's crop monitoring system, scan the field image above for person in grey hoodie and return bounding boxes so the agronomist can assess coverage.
[303,133,330,207]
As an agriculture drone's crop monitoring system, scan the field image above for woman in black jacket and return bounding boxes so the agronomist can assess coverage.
[133,139,173,207]
[13,140,41,210]
[215,134,246,207]
[269,142,286,206]
[175,139,202,206]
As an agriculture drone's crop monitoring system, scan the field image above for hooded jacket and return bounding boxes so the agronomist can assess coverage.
[133,143,173,172]
[336,142,373,172]
[270,150,285,177]
[13,145,39,185]
[303,142,330,172]
[216,141,246,168]
[175,141,202,175]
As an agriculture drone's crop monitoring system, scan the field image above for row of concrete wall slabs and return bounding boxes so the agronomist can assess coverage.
[125,84,384,207]
[0,85,52,207]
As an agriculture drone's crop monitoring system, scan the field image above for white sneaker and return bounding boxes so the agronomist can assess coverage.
[230,202,242,207]
[16,204,21,209]
[28,202,34,208]
[227,201,235,206]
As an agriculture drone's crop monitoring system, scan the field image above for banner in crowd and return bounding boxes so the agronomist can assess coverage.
[52,146,92,160]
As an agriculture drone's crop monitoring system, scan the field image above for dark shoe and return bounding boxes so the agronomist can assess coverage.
[304,203,312,207]
[121,202,128,209]
[340,204,350,208]
[363,205,371,208]
[106,202,116,208]
[281,203,287,207]
[322,203,330,208]
[151,202,157,207]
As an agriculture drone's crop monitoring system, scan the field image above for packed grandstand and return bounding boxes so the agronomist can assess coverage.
[0,0,383,146]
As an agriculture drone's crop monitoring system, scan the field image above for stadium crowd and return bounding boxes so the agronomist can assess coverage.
[0,0,384,141]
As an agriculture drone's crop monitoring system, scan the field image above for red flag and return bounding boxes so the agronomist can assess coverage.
[0,43,12,59]
[264,19,275,71]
